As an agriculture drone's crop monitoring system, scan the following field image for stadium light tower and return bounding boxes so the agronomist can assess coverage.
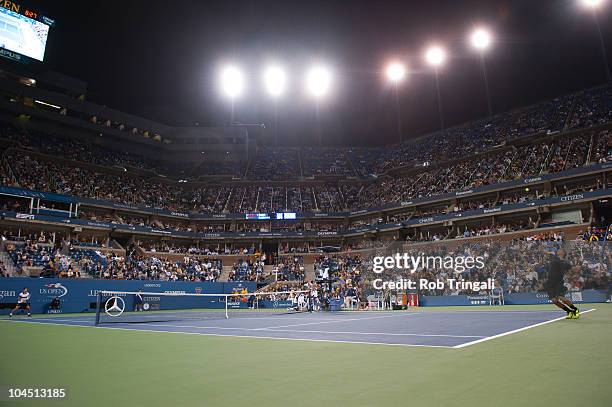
[579,0,611,83]
[470,28,494,117]
[386,62,406,82]
[263,65,287,97]
[220,65,244,124]
[263,65,287,145]
[385,61,407,143]
[425,46,447,131]
[306,65,332,98]
[306,65,332,146]
[581,0,604,8]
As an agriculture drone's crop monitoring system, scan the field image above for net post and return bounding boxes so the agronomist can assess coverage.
[225,294,229,319]
[95,291,102,326]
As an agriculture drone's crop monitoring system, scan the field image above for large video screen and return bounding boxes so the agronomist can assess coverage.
[0,6,49,61]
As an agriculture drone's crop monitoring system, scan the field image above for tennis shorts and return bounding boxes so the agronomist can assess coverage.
[546,282,566,299]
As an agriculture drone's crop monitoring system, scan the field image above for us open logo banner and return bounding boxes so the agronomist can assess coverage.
[39,283,68,299]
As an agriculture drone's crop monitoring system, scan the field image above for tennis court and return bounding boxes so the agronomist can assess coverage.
[3,307,595,348]
[2,304,609,407]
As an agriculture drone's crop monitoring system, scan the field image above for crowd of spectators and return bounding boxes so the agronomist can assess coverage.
[248,147,300,180]
[349,94,574,175]
[228,257,265,281]
[569,86,612,129]
[1,126,170,174]
[0,85,610,284]
[273,256,305,281]
[579,226,612,242]
[2,223,609,310]
[454,219,534,239]
[195,159,245,178]
[3,236,82,278]
[0,126,607,218]
[592,130,612,164]
[314,254,364,307]
[77,251,222,281]
[315,234,609,302]
[301,148,354,177]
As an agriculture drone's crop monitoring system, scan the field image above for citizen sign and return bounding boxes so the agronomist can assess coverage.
[560,194,584,202]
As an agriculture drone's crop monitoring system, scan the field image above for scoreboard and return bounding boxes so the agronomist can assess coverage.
[0,1,54,63]
[245,212,298,220]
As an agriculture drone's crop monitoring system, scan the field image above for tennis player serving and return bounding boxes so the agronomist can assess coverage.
[9,287,32,318]
[546,249,580,319]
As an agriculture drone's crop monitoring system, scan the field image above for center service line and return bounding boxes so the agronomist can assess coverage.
[255,312,421,330]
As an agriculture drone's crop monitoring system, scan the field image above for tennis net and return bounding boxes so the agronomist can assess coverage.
[94,289,311,325]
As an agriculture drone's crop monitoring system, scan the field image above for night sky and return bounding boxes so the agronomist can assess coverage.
[25,0,612,146]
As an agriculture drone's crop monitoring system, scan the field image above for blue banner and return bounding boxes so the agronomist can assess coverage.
[0,278,255,315]
[418,289,607,306]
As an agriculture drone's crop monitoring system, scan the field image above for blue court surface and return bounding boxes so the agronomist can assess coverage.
[3,308,595,349]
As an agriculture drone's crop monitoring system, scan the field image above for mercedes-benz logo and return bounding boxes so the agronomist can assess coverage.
[104,296,125,317]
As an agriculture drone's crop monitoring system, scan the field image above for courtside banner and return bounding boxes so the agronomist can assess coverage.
[0,278,255,314]
[418,289,606,306]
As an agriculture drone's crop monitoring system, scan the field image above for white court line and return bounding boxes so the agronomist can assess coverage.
[0,312,423,328]
[261,328,484,338]
[114,322,484,338]
[11,318,486,338]
[453,308,596,349]
[19,318,93,323]
[256,312,420,330]
[16,316,345,324]
[408,309,562,314]
[0,319,454,349]
[315,310,560,316]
